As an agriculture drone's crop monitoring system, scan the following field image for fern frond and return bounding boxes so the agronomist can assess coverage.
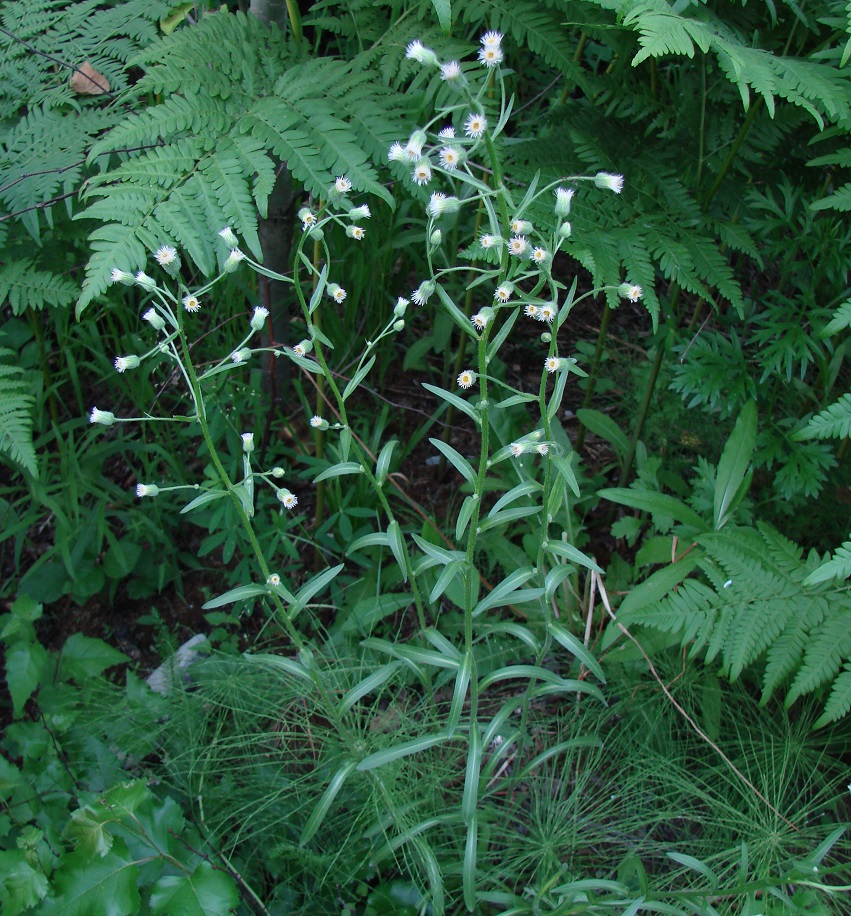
[0,348,37,477]
[0,259,78,313]
[803,538,851,585]
[797,392,851,440]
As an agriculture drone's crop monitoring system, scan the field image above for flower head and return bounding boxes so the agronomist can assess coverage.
[508,236,528,257]
[532,247,550,265]
[554,187,575,217]
[219,226,239,247]
[241,432,255,452]
[480,233,501,249]
[90,407,116,426]
[478,44,504,67]
[298,207,317,231]
[292,339,312,358]
[334,175,353,194]
[405,130,427,160]
[142,308,166,331]
[457,369,477,389]
[510,218,533,235]
[494,283,513,303]
[114,355,140,373]
[538,304,556,323]
[471,307,493,330]
[326,283,347,303]
[267,573,281,587]
[136,483,159,498]
[346,225,366,240]
[134,271,157,291]
[545,356,566,373]
[394,297,409,318]
[594,171,624,193]
[250,306,269,331]
[277,489,298,509]
[524,304,540,319]
[182,294,201,312]
[310,415,328,430]
[438,126,456,139]
[509,442,525,458]
[231,348,252,363]
[155,245,178,268]
[388,142,406,162]
[618,283,643,302]
[349,204,371,220]
[536,443,550,456]
[481,31,503,49]
[405,40,439,67]
[464,112,487,138]
[224,249,245,272]
[413,160,432,186]
[438,146,462,171]
[440,60,464,82]
[427,192,446,218]
[110,268,134,285]
[412,280,436,306]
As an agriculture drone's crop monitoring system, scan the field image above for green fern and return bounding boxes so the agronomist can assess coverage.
[0,259,78,313]
[0,347,37,478]
[613,523,851,725]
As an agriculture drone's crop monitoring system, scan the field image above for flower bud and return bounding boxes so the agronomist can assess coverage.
[231,348,252,363]
[241,432,255,452]
[393,319,405,332]
[114,355,141,373]
[540,332,552,343]
[136,483,160,497]
[594,172,624,193]
[277,489,298,509]
[143,308,166,331]
[110,268,135,286]
[558,221,572,239]
[250,306,269,331]
[223,249,245,272]
[346,225,366,240]
[618,283,643,302]
[393,297,409,318]
[134,271,157,291]
[155,245,180,275]
[348,204,371,220]
[554,187,575,217]
[219,226,239,247]
[310,415,329,431]
[430,229,442,247]
[405,40,439,67]
[271,467,285,478]
[90,407,116,426]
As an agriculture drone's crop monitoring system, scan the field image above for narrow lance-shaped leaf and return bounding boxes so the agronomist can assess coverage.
[714,400,757,529]
[300,760,357,845]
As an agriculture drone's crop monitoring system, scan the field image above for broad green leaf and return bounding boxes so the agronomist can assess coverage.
[547,369,570,421]
[242,652,312,682]
[428,438,476,483]
[479,665,604,702]
[547,620,606,682]
[714,400,757,529]
[149,862,239,915]
[488,480,540,517]
[598,487,707,531]
[294,564,343,607]
[202,584,267,609]
[667,852,718,890]
[300,760,358,845]
[486,308,520,362]
[435,283,477,340]
[6,641,48,717]
[480,622,541,655]
[308,264,327,313]
[0,850,49,914]
[430,560,465,603]
[58,634,128,683]
[347,531,391,554]
[46,842,140,916]
[423,628,461,660]
[479,505,540,532]
[356,734,447,771]
[313,461,363,482]
[551,454,580,498]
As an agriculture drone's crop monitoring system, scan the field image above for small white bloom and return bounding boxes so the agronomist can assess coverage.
[494,283,513,303]
[224,249,245,272]
[427,192,447,217]
[412,281,435,305]
[457,369,477,389]
[440,60,463,82]
[555,187,575,217]
[394,297,409,317]
[594,171,624,193]
[405,130,427,160]
[310,415,327,429]
[536,443,549,455]
[327,283,347,303]
[508,236,528,257]
[439,146,462,170]
[231,348,252,363]
[241,432,255,452]
[478,45,503,67]
[438,126,456,139]
[142,308,166,331]
[618,283,643,302]
[509,442,525,458]
[182,294,201,312]
[413,160,432,186]
[277,489,298,509]
[114,355,140,373]
[405,40,438,66]
[136,483,159,497]
[524,304,540,319]
[510,219,533,235]
[545,356,566,373]
[292,339,312,358]
[480,233,501,249]
[349,204,371,220]
[110,268,134,285]
[532,247,549,264]
[90,407,116,426]
[334,175,353,194]
[388,142,407,162]
[471,308,492,330]
[481,30,503,49]
[250,306,269,331]
[346,225,366,240]
[155,245,178,267]
[134,271,157,291]
[538,304,556,323]
[267,573,281,587]
[464,112,487,138]
[219,226,239,247]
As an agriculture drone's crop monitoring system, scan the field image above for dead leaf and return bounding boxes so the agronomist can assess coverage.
[70,62,110,96]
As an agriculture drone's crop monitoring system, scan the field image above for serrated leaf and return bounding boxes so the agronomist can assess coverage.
[149,862,238,915]
[5,641,48,717]
[58,634,128,683]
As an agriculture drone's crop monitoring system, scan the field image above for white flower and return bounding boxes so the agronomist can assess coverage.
[412,281,435,305]
[555,187,574,217]
[427,192,447,218]
[440,60,463,81]
[326,283,347,303]
[110,268,134,285]
[114,355,140,373]
[508,236,528,257]
[334,175,353,194]
[219,226,239,247]
[250,306,269,331]
[182,294,201,312]
[438,126,456,139]
[134,271,157,291]
[413,160,432,186]
[545,356,566,373]
[346,225,366,240]
[231,348,252,363]
[457,369,477,389]
[405,130,427,160]
[267,573,281,586]
[471,308,492,330]
[481,31,503,49]
[292,339,312,358]
[594,171,624,193]
[464,113,487,138]
[388,142,407,162]
[618,283,643,302]
[310,415,328,429]
[532,247,550,264]
[224,249,245,272]
[536,443,549,455]
[538,304,556,323]
[405,40,438,66]
[277,489,298,509]
[480,233,501,249]
[136,483,159,497]
[155,245,178,267]
[524,304,540,319]
[509,442,525,458]
[394,297,409,317]
[349,204,371,220]
[494,283,513,303]
[142,308,165,331]
[438,146,462,170]
[90,407,116,426]
[511,218,533,234]
[241,432,255,452]
[478,45,503,67]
